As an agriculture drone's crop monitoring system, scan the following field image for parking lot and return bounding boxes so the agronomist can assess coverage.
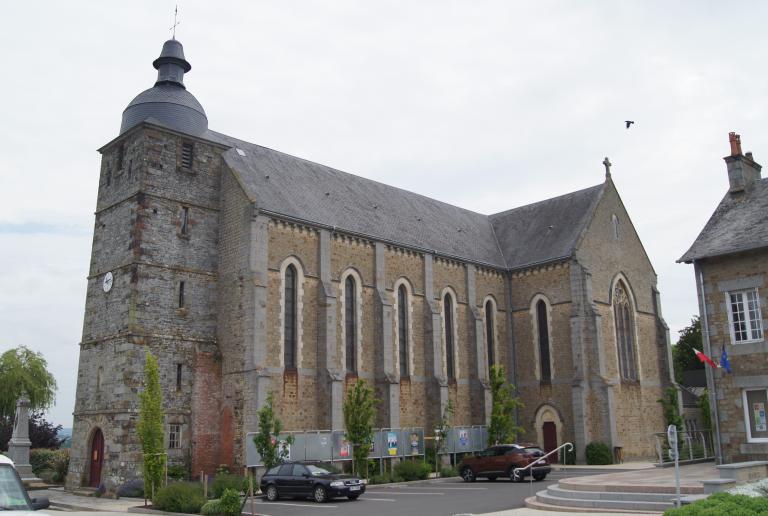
[244,469,610,516]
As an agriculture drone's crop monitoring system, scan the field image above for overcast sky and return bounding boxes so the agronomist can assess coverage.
[2,1,767,427]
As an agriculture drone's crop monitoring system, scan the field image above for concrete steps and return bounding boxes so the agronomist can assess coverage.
[528,483,679,513]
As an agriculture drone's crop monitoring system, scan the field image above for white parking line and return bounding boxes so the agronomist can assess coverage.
[256,501,339,508]
[360,497,397,501]
[417,486,488,490]
[366,491,446,495]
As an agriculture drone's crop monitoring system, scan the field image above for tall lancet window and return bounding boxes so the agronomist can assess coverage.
[485,300,495,370]
[284,264,297,369]
[444,294,456,380]
[398,285,409,377]
[536,300,551,382]
[614,282,638,381]
[345,275,357,374]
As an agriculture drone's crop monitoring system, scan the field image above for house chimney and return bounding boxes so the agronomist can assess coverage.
[724,132,762,194]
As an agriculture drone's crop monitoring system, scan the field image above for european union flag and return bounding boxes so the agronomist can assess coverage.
[720,346,732,373]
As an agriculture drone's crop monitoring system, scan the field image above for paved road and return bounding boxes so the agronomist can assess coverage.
[244,469,617,516]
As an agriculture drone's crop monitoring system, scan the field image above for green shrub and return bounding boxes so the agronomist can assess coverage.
[153,482,206,513]
[369,473,392,484]
[29,449,58,476]
[439,466,458,478]
[211,473,247,498]
[664,492,768,515]
[200,499,222,516]
[393,459,430,481]
[219,488,241,516]
[585,442,612,465]
[52,449,70,483]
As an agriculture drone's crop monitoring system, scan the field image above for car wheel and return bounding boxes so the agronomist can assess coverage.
[461,466,476,483]
[265,484,279,501]
[313,485,328,503]
[509,468,523,482]
[533,473,547,481]
[487,475,497,482]
[348,494,360,500]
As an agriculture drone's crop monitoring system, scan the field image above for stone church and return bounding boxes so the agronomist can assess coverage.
[67,39,673,489]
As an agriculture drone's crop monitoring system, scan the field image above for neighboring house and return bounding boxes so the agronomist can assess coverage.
[66,38,673,489]
[680,132,768,463]
[679,369,707,433]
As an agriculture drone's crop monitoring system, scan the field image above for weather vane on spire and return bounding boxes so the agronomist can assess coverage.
[170,5,181,40]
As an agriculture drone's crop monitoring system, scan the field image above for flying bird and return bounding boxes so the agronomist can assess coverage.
[625,120,634,129]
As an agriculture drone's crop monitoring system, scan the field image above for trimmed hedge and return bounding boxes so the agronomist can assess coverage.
[393,460,431,481]
[585,441,612,465]
[664,492,768,515]
[153,482,206,513]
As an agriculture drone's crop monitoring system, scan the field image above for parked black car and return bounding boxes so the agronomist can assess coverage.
[260,462,366,503]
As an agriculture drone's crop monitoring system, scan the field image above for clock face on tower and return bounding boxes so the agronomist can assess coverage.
[102,272,113,293]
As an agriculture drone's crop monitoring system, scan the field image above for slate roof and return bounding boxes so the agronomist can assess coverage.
[207,130,508,267]
[679,177,768,263]
[489,184,605,270]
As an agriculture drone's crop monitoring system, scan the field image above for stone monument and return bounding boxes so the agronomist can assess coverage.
[7,393,42,481]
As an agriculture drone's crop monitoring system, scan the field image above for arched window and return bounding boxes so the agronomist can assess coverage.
[536,300,551,383]
[444,293,456,380]
[345,275,357,373]
[485,300,495,370]
[284,264,297,369]
[614,281,638,381]
[398,284,409,377]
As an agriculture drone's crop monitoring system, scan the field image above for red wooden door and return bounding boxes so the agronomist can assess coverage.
[89,428,104,487]
[542,422,558,462]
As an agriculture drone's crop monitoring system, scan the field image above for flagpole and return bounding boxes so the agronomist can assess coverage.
[696,262,722,465]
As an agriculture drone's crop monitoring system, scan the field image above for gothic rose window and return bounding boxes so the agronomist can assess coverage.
[614,282,638,381]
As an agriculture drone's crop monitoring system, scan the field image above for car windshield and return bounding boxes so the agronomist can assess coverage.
[306,465,332,476]
[524,447,544,455]
[0,465,31,511]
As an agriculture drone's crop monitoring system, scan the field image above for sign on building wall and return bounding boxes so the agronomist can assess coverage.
[754,403,767,432]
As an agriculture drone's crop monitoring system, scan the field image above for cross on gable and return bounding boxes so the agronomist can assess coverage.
[603,157,612,177]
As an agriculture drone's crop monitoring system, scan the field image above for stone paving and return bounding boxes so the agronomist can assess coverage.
[558,462,716,495]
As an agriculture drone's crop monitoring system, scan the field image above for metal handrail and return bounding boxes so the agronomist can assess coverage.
[514,442,573,477]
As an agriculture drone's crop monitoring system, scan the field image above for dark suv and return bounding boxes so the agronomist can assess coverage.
[459,444,551,482]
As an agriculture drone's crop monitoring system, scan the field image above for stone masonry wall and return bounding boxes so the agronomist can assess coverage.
[698,252,768,462]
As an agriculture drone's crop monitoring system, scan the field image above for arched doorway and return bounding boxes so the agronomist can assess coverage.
[534,405,564,463]
[88,428,104,488]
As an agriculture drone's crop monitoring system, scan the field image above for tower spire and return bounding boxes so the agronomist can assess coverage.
[170,5,181,40]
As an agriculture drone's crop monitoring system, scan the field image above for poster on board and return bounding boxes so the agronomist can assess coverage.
[459,429,469,447]
[387,431,398,456]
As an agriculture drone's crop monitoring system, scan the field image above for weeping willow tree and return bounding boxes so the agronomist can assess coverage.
[0,346,57,418]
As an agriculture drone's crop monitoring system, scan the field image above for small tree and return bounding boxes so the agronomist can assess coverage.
[1,412,64,451]
[487,365,524,446]
[253,392,293,470]
[672,317,703,383]
[0,347,57,418]
[658,386,684,435]
[698,389,712,434]
[435,398,454,454]
[343,380,377,477]
[137,351,165,499]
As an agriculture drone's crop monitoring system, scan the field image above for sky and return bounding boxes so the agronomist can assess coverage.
[2,1,767,427]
